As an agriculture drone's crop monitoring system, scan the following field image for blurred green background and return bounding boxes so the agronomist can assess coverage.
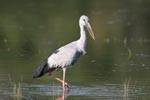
[0,0,150,93]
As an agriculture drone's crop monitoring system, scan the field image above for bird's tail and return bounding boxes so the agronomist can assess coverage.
[33,59,50,78]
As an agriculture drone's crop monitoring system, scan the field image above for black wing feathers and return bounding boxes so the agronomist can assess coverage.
[33,59,50,78]
[71,51,83,65]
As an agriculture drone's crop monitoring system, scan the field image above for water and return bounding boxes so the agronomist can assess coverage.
[0,0,150,100]
[1,83,149,100]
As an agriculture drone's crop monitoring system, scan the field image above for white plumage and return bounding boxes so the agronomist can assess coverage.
[48,41,83,68]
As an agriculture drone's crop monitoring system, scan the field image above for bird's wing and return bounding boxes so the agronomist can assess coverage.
[48,42,83,68]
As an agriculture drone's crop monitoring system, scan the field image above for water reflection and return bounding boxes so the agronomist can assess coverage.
[0,80,150,100]
[56,91,69,100]
[18,84,148,100]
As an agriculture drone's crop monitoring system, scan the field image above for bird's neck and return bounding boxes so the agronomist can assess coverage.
[77,25,87,53]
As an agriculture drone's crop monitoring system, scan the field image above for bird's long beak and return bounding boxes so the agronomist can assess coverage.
[87,22,95,40]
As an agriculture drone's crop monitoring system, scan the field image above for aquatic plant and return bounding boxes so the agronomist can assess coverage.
[123,78,130,100]
[122,78,136,100]
[12,80,22,100]
[8,75,22,100]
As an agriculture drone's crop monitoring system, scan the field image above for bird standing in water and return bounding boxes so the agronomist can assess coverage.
[33,15,95,91]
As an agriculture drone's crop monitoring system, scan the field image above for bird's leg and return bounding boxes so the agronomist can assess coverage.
[53,77,70,90]
[49,76,69,88]
[62,68,70,90]
[62,68,66,90]
[49,71,69,90]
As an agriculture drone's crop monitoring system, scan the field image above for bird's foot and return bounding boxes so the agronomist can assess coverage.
[63,82,70,91]
[64,82,70,89]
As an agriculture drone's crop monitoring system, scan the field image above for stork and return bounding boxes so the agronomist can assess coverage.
[33,15,95,91]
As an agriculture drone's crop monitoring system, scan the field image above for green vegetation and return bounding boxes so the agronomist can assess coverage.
[9,75,22,100]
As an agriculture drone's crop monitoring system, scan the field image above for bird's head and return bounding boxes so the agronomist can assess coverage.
[79,15,95,40]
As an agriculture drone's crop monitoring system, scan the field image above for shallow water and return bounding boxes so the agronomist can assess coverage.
[1,83,150,100]
[0,72,150,100]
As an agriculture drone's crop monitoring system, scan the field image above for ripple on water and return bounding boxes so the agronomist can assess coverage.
[1,84,149,100]
[22,84,145,99]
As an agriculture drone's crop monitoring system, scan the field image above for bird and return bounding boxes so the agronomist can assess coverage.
[33,15,95,91]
